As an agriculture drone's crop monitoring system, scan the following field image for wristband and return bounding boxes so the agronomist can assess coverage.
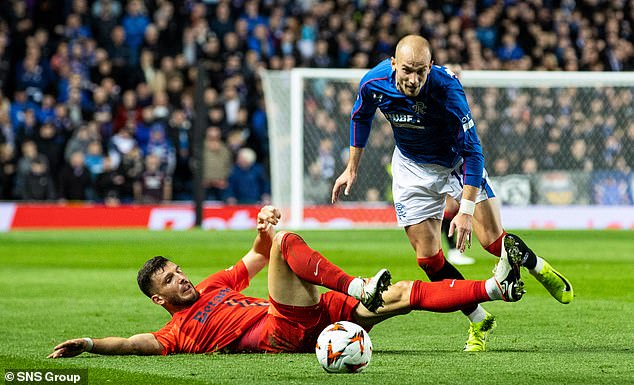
[83,338,94,352]
[458,199,476,216]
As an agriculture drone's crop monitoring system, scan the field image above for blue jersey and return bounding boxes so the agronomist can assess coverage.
[350,59,485,188]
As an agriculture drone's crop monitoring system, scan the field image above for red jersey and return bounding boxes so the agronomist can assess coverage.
[152,261,269,355]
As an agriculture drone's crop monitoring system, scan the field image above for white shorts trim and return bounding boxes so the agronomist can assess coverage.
[391,147,495,227]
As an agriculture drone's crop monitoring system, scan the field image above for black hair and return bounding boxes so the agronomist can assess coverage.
[137,256,170,298]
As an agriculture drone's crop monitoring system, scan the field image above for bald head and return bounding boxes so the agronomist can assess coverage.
[391,35,433,97]
[395,35,432,65]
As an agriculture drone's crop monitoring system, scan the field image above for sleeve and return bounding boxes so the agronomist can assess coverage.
[151,321,176,356]
[196,260,251,294]
[443,79,485,188]
[349,79,378,148]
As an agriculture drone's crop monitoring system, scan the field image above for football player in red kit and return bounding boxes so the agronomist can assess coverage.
[49,206,524,358]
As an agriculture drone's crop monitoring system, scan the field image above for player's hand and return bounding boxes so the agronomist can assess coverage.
[257,205,281,232]
[331,169,356,203]
[48,338,89,358]
[448,213,472,253]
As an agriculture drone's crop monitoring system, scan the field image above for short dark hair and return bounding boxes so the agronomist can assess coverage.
[137,256,170,298]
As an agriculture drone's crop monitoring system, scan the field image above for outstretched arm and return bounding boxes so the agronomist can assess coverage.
[241,205,281,279]
[48,333,163,358]
[331,146,364,203]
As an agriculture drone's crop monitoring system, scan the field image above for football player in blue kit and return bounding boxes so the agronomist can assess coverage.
[331,35,573,351]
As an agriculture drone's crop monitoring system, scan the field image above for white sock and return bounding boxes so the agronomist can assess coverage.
[529,256,546,275]
[485,278,503,300]
[466,305,487,323]
[347,278,364,299]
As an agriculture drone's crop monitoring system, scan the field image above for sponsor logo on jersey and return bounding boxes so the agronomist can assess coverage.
[193,287,231,324]
[384,112,425,129]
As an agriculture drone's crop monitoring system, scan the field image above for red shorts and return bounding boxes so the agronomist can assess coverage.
[256,291,360,353]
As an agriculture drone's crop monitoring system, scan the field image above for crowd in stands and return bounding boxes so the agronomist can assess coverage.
[0,0,632,205]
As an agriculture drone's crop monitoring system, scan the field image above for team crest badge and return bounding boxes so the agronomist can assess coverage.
[412,101,426,114]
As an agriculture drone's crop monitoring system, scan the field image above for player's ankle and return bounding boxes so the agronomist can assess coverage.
[485,278,503,300]
[347,278,364,299]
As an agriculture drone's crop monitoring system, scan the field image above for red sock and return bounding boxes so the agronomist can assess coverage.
[409,279,490,312]
[484,231,507,257]
[416,249,445,276]
[281,233,355,293]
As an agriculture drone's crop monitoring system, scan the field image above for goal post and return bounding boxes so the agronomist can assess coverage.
[260,68,634,230]
[261,68,369,228]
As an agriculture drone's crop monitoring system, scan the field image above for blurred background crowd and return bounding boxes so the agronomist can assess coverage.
[0,0,632,205]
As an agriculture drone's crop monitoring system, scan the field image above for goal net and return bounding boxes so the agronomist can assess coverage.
[260,69,634,229]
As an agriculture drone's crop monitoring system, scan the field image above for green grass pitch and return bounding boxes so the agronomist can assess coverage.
[1,229,633,385]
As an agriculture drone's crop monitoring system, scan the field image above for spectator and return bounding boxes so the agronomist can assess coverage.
[107,26,132,88]
[167,109,192,199]
[15,140,49,199]
[153,1,181,57]
[113,90,143,132]
[140,24,162,60]
[118,145,143,201]
[62,13,92,44]
[84,140,105,177]
[93,4,120,46]
[135,153,171,203]
[0,143,17,199]
[51,104,75,144]
[64,125,93,162]
[15,108,39,145]
[22,158,56,200]
[497,33,525,63]
[9,89,38,136]
[16,54,53,104]
[58,151,92,200]
[91,0,122,21]
[121,0,149,66]
[138,50,164,94]
[95,156,124,205]
[203,126,232,201]
[37,94,56,123]
[108,127,137,168]
[303,161,331,204]
[92,87,115,140]
[225,147,270,204]
[210,2,233,41]
[144,127,175,174]
[35,121,63,176]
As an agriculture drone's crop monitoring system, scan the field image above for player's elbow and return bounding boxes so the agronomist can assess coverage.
[127,335,163,356]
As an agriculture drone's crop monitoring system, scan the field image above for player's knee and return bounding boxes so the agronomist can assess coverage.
[273,231,288,247]
[416,250,445,275]
[271,231,288,257]
[276,231,308,261]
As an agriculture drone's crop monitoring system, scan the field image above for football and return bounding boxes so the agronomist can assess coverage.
[315,321,372,374]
